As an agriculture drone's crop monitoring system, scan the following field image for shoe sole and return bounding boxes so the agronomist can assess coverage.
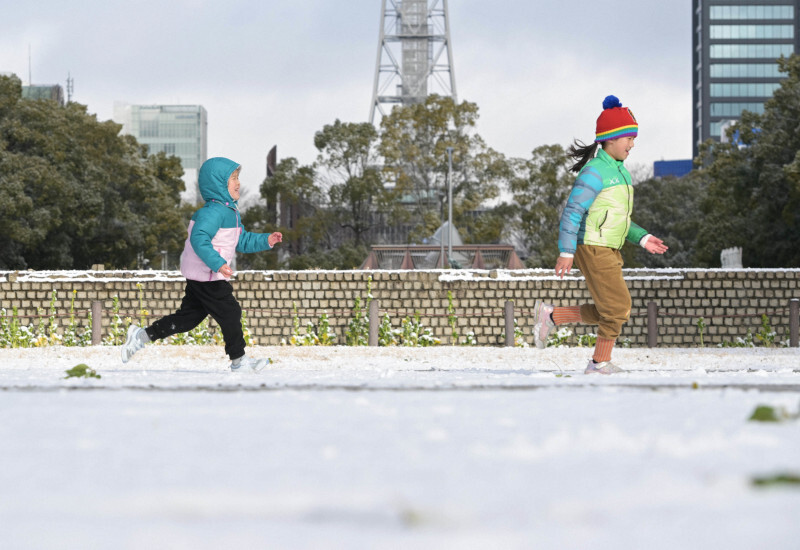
[585,366,625,375]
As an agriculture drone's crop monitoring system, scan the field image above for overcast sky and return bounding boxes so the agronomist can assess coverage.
[1,0,692,189]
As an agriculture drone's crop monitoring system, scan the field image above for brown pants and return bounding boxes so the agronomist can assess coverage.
[574,245,631,341]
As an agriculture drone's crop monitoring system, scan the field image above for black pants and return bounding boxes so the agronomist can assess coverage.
[145,280,245,360]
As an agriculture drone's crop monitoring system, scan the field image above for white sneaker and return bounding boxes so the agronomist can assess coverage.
[121,326,147,363]
[230,356,271,373]
[532,300,555,349]
[585,360,625,374]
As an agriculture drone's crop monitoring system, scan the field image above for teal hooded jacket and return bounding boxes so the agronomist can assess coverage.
[179,157,272,281]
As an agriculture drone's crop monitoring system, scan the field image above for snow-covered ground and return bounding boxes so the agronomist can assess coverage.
[1,345,799,549]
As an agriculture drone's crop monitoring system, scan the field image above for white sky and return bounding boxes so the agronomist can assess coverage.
[0,0,692,189]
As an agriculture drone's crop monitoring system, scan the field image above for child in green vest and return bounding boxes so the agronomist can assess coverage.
[533,95,668,373]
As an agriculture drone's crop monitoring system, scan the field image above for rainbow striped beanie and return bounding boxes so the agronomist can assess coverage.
[595,95,638,142]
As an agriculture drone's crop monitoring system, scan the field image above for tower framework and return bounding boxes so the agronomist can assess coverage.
[369,0,457,124]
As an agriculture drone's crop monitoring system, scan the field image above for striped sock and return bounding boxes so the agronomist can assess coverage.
[552,306,582,325]
[592,338,615,363]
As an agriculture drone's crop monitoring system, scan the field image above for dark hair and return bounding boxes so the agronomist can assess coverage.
[566,139,599,173]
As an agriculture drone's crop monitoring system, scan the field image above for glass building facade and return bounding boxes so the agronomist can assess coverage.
[113,104,208,204]
[692,0,800,157]
[21,84,65,105]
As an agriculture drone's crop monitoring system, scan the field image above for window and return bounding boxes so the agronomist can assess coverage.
[139,120,159,138]
[710,82,781,97]
[710,25,794,39]
[709,120,739,138]
[710,5,794,20]
[710,102,765,116]
[710,44,794,58]
[710,63,783,77]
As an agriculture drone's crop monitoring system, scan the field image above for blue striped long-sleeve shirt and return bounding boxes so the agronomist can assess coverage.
[558,166,604,254]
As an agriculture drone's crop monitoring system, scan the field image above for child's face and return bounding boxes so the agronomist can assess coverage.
[603,136,636,162]
[228,170,241,200]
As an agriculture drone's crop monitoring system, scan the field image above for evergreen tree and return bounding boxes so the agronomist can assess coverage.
[0,74,188,269]
[695,54,800,267]
[507,144,574,268]
[627,173,704,268]
[378,95,508,244]
[314,119,392,247]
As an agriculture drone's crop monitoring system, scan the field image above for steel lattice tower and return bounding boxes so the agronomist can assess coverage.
[369,0,457,124]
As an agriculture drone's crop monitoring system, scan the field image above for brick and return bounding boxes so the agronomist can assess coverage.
[2,268,798,346]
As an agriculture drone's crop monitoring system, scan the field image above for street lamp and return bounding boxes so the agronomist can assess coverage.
[446,147,454,267]
[439,191,445,269]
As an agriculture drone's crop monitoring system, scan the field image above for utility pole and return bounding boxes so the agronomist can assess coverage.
[447,146,453,265]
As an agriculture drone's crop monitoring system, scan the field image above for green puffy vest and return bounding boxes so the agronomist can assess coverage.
[580,150,647,249]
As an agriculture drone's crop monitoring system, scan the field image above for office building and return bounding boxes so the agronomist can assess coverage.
[692,0,799,158]
[21,84,65,106]
[114,103,208,204]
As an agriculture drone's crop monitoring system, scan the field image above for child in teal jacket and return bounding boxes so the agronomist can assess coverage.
[534,96,668,373]
[121,157,282,372]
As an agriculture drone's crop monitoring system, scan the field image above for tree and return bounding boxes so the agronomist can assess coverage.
[0,151,60,267]
[693,54,800,267]
[239,157,354,270]
[314,119,394,247]
[735,54,800,266]
[378,95,507,243]
[0,74,189,269]
[507,144,574,268]
[627,173,705,267]
[457,137,514,245]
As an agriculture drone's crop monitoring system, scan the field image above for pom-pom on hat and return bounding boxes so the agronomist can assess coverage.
[595,95,638,142]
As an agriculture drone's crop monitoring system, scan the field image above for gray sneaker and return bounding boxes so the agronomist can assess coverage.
[230,356,271,373]
[121,326,148,363]
[532,300,555,349]
[585,360,625,375]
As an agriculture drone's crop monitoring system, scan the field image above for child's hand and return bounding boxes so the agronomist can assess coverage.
[555,256,573,279]
[268,232,283,247]
[644,236,669,255]
[219,264,234,277]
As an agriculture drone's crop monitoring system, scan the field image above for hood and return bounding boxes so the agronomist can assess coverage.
[198,157,240,204]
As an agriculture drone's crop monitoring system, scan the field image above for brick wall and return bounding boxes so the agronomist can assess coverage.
[1,268,798,347]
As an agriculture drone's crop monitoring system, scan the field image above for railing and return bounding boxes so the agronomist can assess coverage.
[360,245,525,270]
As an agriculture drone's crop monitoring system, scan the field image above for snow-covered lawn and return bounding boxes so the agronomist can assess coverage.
[1,345,799,549]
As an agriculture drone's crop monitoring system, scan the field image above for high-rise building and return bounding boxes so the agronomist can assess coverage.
[113,103,208,204]
[692,0,800,157]
[21,84,65,106]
